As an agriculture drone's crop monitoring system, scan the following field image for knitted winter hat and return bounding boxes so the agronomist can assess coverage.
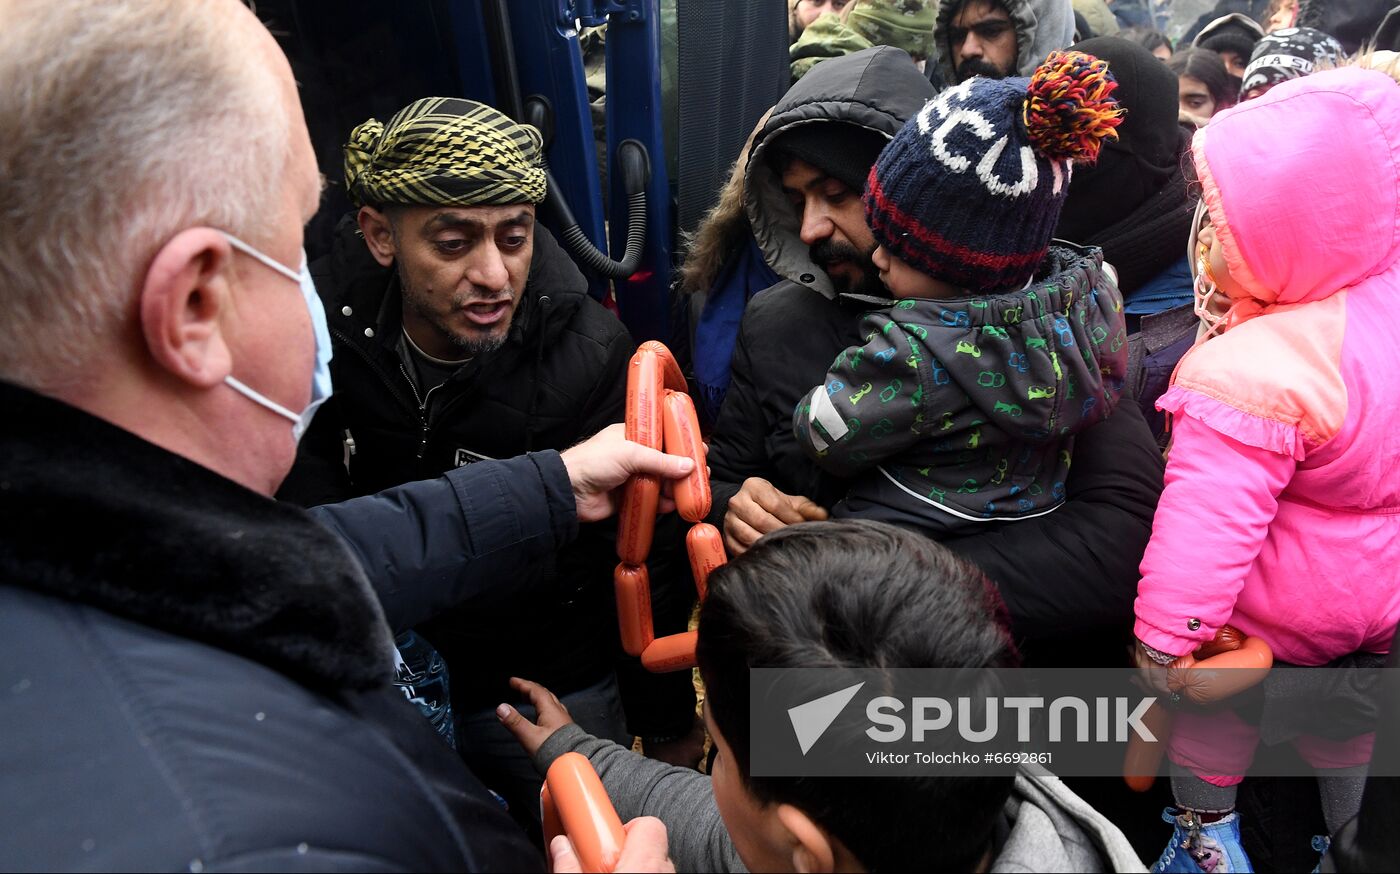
[1239,27,1344,98]
[864,51,1124,294]
[770,121,890,193]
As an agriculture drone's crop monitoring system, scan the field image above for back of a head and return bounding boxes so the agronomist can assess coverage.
[844,0,936,62]
[1024,0,1079,72]
[1072,0,1120,39]
[0,0,287,391]
[697,520,1019,871]
[1058,36,1186,241]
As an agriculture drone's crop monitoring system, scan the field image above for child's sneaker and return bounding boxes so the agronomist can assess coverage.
[1151,808,1252,873]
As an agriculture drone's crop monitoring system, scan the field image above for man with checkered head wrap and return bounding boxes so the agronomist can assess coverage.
[345,97,547,356]
[281,96,701,818]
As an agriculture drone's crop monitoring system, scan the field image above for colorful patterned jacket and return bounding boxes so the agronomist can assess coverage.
[793,244,1127,534]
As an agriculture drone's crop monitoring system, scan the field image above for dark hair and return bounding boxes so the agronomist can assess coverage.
[1123,26,1173,54]
[1168,48,1235,111]
[696,520,1020,872]
[1197,31,1257,66]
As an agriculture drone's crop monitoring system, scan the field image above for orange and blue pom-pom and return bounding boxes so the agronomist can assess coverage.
[1023,50,1125,164]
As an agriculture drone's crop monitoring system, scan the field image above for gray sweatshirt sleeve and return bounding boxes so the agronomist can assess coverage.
[533,724,747,873]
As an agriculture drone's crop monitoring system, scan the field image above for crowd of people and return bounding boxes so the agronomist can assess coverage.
[3,0,1400,871]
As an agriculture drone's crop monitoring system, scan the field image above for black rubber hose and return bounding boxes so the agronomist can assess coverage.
[559,190,646,279]
[548,140,650,280]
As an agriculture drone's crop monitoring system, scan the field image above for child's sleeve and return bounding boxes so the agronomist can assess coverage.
[1134,411,1296,657]
[793,309,929,478]
[533,723,743,872]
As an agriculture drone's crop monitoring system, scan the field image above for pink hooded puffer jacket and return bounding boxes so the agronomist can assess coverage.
[1135,67,1400,665]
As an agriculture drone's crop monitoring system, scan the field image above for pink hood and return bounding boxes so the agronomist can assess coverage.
[1192,67,1400,308]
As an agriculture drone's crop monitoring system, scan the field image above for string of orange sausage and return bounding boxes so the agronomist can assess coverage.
[616,340,727,673]
[534,343,727,874]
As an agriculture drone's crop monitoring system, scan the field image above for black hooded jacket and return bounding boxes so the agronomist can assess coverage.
[709,47,1165,644]
[1056,37,1201,447]
[1057,36,1196,296]
[280,217,635,712]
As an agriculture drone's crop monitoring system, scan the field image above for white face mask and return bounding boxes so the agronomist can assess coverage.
[221,233,333,444]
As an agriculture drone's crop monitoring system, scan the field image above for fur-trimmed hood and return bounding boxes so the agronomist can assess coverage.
[0,380,396,693]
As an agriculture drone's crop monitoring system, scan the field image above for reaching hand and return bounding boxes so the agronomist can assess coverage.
[496,677,577,759]
[549,817,675,874]
[722,477,828,555]
[560,423,694,523]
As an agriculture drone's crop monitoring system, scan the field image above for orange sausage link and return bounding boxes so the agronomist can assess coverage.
[617,474,660,565]
[639,340,687,392]
[614,563,655,657]
[545,752,626,873]
[642,630,699,673]
[540,784,566,850]
[1122,700,1175,792]
[1168,636,1273,705]
[685,523,726,601]
[626,349,664,450]
[662,390,711,523]
[1192,625,1246,660]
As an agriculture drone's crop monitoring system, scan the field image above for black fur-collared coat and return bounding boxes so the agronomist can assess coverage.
[0,381,574,870]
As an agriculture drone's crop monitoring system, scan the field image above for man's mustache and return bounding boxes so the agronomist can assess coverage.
[957,57,1009,81]
[810,239,868,269]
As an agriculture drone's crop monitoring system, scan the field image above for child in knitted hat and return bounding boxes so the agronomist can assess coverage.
[1238,26,1344,101]
[793,51,1127,536]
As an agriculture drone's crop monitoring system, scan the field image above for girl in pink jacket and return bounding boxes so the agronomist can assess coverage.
[1134,67,1400,872]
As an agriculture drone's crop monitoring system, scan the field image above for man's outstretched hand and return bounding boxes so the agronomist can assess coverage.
[560,423,694,523]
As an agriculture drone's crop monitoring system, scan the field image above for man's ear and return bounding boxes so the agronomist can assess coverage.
[357,205,397,268]
[776,804,837,874]
[139,228,235,388]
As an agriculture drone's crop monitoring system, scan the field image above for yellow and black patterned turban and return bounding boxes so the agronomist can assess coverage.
[344,97,546,209]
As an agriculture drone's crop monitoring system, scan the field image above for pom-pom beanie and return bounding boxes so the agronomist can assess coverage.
[864,51,1124,294]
